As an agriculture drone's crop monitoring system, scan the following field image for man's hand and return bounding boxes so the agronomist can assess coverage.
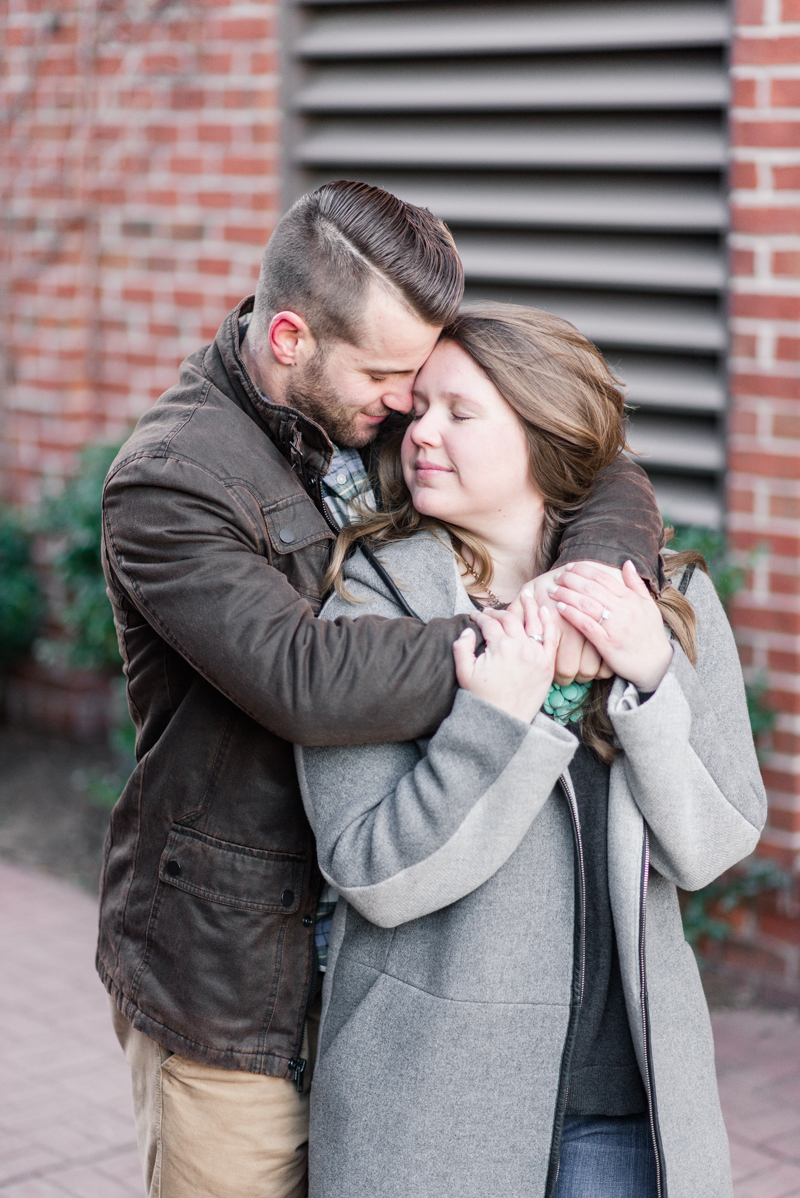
[510,563,624,686]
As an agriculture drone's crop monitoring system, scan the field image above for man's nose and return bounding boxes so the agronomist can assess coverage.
[381,381,414,414]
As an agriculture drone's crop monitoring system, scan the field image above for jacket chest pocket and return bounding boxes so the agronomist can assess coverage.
[262,493,334,604]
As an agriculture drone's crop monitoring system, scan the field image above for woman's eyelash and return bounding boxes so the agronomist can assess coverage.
[452,414,471,423]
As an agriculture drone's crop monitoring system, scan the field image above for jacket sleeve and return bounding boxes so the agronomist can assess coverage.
[102,456,475,747]
[607,568,767,890]
[553,455,666,592]
[296,694,577,929]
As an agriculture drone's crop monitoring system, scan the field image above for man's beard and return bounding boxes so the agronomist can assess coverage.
[284,349,384,449]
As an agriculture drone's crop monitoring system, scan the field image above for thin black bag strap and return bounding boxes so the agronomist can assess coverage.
[678,561,697,595]
[355,538,422,620]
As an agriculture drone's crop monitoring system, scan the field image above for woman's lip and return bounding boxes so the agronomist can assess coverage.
[414,461,452,473]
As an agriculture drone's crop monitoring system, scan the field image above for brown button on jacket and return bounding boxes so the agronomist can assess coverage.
[97,296,665,1077]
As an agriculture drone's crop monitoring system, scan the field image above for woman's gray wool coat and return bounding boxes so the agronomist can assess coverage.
[295,533,767,1198]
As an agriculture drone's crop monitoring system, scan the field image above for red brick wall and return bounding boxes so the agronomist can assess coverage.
[729,0,800,991]
[0,0,280,507]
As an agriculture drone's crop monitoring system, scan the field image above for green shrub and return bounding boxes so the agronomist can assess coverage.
[681,857,791,953]
[41,444,122,672]
[0,507,43,682]
[38,444,136,809]
[667,523,785,952]
[665,524,745,609]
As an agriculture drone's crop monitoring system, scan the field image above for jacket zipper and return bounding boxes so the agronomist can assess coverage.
[311,474,340,535]
[639,827,667,1197]
[544,772,586,1198]
[287,933,319,1094]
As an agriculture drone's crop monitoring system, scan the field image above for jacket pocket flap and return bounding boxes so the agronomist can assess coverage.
[262,494,333,555]
[159,828,304,913]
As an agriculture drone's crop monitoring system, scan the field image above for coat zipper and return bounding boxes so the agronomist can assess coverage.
[544,772,586,1198]
[639,827,667,1198]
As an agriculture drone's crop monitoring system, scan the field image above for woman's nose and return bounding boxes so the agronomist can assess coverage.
[410,409,441,446]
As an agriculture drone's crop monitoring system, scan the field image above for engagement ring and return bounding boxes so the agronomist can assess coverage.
[528,632,544,643]
[598,608,610,624]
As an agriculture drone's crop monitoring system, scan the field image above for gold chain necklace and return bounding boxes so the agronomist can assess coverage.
[463,561,502,608]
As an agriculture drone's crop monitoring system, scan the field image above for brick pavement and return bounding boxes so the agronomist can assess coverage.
[0,863,142,1197]
[1,859,799,1197]
[715,1007,800,1197]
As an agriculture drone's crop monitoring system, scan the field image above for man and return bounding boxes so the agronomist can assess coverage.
[99,180,664,1198]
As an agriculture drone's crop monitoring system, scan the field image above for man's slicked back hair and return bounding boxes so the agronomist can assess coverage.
[252,180,464,345]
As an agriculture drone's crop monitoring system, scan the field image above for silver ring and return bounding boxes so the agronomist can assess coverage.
[598,607,611,624]
[528,632,544,643]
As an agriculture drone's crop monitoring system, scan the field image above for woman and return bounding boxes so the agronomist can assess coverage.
[295,304,766,1198]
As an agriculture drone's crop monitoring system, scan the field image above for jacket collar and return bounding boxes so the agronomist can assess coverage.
[211,296,336,485]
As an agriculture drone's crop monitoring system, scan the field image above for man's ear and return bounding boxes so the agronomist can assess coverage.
[268,310,316,366]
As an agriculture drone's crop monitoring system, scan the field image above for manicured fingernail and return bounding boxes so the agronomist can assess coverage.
[522,586,534,598]
[557,602,566,611]
[547,587,557,596]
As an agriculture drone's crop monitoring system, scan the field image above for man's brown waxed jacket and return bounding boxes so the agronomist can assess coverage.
[97,296,665,1079]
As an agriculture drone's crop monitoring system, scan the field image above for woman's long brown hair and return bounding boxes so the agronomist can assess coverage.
[326,302,706,763]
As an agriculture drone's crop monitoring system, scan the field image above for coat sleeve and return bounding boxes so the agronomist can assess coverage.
[102,456,475,747]
[553,455,666,592]
[295,563,578,928]
[608,568,767,890]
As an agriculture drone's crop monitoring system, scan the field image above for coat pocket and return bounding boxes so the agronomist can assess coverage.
[133,829,309,1050]
[158,827,303,913]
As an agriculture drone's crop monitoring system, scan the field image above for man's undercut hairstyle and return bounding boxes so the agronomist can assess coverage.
[252,180,464,346]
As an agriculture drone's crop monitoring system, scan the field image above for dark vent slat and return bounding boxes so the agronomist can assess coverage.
[457,232,725,293]
[296,118,727,171]
[464,287,726,354]
[305,175,727,232]
[298,60,728,114]
[298,2,730,59]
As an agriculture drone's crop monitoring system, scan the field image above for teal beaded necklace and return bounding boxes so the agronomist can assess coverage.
[543,679,591,726]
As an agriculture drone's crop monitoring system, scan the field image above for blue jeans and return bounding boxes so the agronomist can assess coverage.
[553,1113,658,1198]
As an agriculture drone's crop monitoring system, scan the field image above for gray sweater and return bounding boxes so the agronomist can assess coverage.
[296,532,767,1198]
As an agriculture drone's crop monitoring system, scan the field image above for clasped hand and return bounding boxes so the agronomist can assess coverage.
[454,560,673,721]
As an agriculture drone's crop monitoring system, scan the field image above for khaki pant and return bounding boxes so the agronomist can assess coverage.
[111,995,321,1198]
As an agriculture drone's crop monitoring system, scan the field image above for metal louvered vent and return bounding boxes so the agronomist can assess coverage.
[284,0,730,527]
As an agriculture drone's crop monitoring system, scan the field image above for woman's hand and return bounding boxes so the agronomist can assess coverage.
[509,565,617,685]
[453,594,558,723]
[547,560,673,692]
